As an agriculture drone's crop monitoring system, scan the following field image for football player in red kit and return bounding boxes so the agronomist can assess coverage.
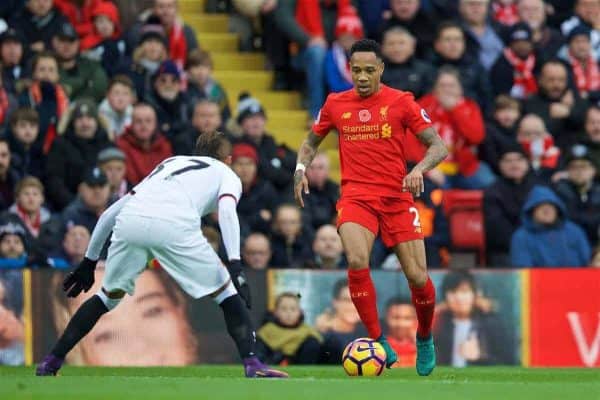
[294,39,448,376]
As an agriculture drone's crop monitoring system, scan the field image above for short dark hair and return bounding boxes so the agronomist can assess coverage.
[31,50,58,73]
[349,39,383,60]
[332,278,349,299]
[186,49,213,70]
[10,107,39,128]
[441,270,477,296]
[194,131,231,160]
[274,292,301,308]
[108,74,134,92]
[435,21,464,41]
[385,296,412,311]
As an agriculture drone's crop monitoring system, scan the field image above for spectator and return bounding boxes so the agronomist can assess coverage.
[581,105,600,170]
[592,245,600,266]
[554,144,600,246]
[80,1,129,78]
[46,99,111,210]
[257,292,322,365]
[0,223,28,268]
[429,21,492,113]
[559,25,600,100]
[305,224,344,269]
[9,0,68,53]
[172,100,222,155]
[19,51,68,154]
[242,232,272,270]
[48,224,90,269]
[418,66,494,189]
[325,6,364,92]
[52,21,108,102]
[273,0,349,118]
[0,28,26,96]
[561,0,600,57]
[479,95,522,174]
[356,0,389,39]
[62,166,111,233]
[229,0,279,52]
[97,147,129,202]
[517,0,565,62]
[185,49,231,124]
[232,143,279,235]
[144,59,190,141]
[458,0,505,71]
[152,0,199,69]
[0,72,16,133]
[270,204,313,268]
[434,270,515,366]
[378,0,436,59]
[116,103,173,185]
[491,0,518,26]
[0,176,62,255]
[235,93,296,195]
[510,185,591,267]
[128,16,169,100]
[53,0,103,39]
[7,108,45,179]
[0,138,20,212]
[384,297,417,368]
[98,74,135,140]
[516,114,560,180]
[484,143,536,266]
[303,152,339,230]
[523,60,588,150]
[380,27,435,99]
[490,22,539,99]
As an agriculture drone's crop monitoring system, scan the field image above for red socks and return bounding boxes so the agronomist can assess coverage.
[410,276,436,339]
[347,268,382,339]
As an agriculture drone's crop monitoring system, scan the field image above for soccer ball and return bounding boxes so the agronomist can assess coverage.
[342,337,386,377]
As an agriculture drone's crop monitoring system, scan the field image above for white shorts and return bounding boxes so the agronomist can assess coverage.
[102,214,231,299]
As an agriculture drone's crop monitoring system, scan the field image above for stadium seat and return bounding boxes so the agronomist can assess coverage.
[442,190,486,266]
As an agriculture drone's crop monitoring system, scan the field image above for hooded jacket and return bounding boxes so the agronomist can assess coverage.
[510,186,591,267]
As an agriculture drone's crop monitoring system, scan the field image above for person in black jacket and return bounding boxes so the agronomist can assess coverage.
[483,142,536,266]
[9,0,68,54]
[381,27,435,99]
[231,143,280,235]
[234,93,296,196]
[433,270,516,366]
[269,204,314,268]
[553,144,600,246]
[45,99,112,211]
[517,0,565,63]
[0,138,21,212]
[303,152,339,230]
[6,107,45,180]
[171,100,223,156]
[0,28,27,96]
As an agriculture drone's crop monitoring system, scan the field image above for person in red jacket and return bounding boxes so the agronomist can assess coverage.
[116,102,172,185]
[54,0,106,40]
[417,66,495,189]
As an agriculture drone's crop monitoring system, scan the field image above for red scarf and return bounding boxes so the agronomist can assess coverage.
[295,0,350,39]
[0,89,8,126]
[492,2,519,26]
[16,204,41,237]
[519,136,560,170]
[30,82,69,154]
[169,21,187,71]
[569,51,600,96]
[503,48,538,99]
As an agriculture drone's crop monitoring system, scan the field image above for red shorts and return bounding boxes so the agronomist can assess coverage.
[336,195,424,247]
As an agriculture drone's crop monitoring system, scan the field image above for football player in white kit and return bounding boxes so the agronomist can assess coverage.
[36,131,288,378]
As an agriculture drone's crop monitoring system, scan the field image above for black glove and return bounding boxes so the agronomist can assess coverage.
[227,259,251,309]
[63,257,97,298]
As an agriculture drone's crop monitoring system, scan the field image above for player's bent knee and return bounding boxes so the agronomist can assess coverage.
[346,253,370,269]
[405,265,428,287]
[96,288,124,311]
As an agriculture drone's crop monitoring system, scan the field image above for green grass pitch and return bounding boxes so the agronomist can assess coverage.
[1,366,599,400]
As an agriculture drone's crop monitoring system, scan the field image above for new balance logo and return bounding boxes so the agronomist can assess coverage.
[342,112,352,119]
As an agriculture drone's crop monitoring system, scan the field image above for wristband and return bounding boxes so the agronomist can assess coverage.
[295,163,306,172]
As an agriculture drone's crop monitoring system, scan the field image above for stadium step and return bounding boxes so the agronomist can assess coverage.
[270,129,338,150]
[215,71,273,91]
[212,52,265,71]
[185,14,229,33]
[179,0,206,13]
[266,110,309,132]
[230,91,301,111]
[199,33,238,52]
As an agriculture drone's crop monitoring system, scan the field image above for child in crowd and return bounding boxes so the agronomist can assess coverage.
[257,292,322,365]
[98,75,135,139]
[7,108,45,179]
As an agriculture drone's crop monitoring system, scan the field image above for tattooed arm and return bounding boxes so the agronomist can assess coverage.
[294,131,326,207]
[403,127,448,197]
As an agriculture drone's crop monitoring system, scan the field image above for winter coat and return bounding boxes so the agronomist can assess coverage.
[553,179,600,246]
[144,89,191,141]
[62,196,105,234]
[45,126,112,210]
[270,230,315,268]
[9,7,68,52]
[116,128,173,185]
[377,10,436,59]
[187,79,231,125]
[303,179,339,230]
[237,179,281,235]
[0,205,62,256]
[510,185,591,267]
[53,0,104,39]
[6,130,45,180]
[478,120,518,175]
[59,56,109,103]
[381,57,435,99]
[98,98,132,139]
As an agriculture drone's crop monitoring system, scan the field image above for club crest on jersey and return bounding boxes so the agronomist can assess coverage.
[379,106,388,121]
[421,109,432,123]
[359,109,371,122]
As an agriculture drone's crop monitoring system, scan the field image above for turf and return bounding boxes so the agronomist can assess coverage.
[1,366,598,400]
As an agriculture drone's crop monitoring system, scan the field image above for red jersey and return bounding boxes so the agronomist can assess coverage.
[312,85,432,198]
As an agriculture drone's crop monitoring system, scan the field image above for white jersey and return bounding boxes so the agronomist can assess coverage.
[120,156,242,226]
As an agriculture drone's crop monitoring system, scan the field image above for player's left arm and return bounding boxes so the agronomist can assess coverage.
[403,127,448,197]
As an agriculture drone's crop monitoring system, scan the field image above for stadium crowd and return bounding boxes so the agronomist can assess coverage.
[0,0,597,273]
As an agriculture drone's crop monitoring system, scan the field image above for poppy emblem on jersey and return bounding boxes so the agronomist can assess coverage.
[379,106,388,121]
[342,112,352,119]
[358,109,371,122]
[421,109,432,123]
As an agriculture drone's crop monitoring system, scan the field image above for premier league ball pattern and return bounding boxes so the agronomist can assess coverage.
[342,338,387,377]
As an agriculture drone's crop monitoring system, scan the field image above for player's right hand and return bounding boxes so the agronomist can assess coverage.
[293,170,309,208]
[63,257,97,298]
[403,168,425,197]
[227,260,252,309]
